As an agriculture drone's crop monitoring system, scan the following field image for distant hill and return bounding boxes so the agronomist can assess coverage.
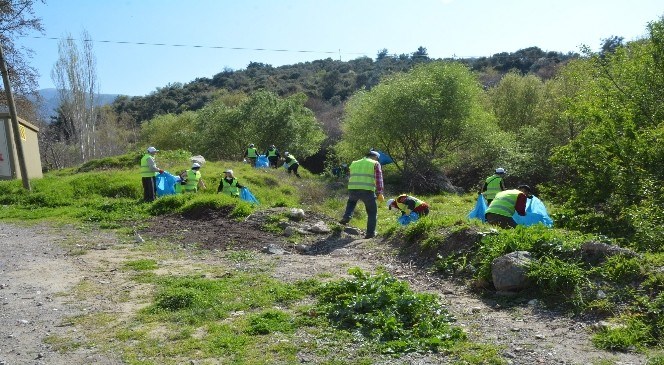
[32,89,121,120]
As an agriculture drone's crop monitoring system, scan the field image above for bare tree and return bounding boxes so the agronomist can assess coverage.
[0,0,44,96]
[51,30,99,162]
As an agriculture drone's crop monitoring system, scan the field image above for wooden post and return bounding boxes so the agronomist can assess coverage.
[0,42,31,191]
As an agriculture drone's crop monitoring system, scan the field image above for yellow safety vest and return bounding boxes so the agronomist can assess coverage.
[140,154,155,177]
[484,175,503,200]
[396,194,423,213]
[267,148,278,157]
[184,170,200,192]
[222,178,240,197]
[348,158,377,191]
[247,148,258,158]
[486,189,521,217]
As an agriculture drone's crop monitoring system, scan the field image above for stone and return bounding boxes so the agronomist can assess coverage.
[580,241,637,265]
[261,244,286,255]
[308,221,331,234]
[491,251,533,292]
[288,208,306,221]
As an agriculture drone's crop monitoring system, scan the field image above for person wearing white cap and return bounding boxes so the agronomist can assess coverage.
[339,150,384,239]
[387,194,430,217]
[183,162,206,193]
[244,143,259,167]
[140,146,163,202]
[283,152,301,178]
[479,167,506,205]
[264,144,281,168]
[217,169,244,197]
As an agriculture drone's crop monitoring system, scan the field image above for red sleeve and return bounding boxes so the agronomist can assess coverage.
[374,163,384,195]
[515,194,527,216]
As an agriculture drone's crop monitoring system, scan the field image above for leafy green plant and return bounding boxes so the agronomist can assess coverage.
[246,309,295,335]
[527,257,587,307]
[592,315,654,351]
[316,267,466,353]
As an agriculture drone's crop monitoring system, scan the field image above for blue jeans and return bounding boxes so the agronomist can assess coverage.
[343,189,377,236]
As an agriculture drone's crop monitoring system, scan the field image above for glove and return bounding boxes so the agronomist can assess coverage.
[478,191,482,195]
[376,194,385,202]
[158,169,164,174]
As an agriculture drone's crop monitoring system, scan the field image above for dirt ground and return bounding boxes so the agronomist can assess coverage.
[0,208,649,364]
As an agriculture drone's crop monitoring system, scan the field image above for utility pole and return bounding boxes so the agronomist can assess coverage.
[0,43,31,191]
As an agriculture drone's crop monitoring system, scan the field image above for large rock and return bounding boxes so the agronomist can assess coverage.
[580,241,638,265]
[492,251,533,292]
[308,221,331,234]
[288,208,306,221]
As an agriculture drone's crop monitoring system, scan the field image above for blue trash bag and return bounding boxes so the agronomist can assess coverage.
[256,155,270,168]
[397,212,420,226]
[467,194,488,222]
[512,196,554,227]
[156,171,177,197]
[373,150,394,165]
[282,162,290,170]
[240,187,260,205]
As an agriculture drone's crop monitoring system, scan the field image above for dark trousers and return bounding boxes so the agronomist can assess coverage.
[343,189,378,236]
[247,157,257,167]
[485,212,517,229]
[288,163,301,177]
[268,156,278,168]
[142,176,156,202]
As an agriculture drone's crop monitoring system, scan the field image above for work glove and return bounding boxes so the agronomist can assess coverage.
[158,169,164,174]
[376,194,385,202]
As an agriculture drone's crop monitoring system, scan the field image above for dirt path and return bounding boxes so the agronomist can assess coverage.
[0,221,647,365]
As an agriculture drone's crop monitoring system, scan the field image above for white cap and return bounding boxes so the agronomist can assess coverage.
[249,143,254,147]
[192,162,201,169]
[386,199,395,209]
[284,151,289,156]
[369,150,380,158]
[495,167,506,174]
[224,169,233,174]
[147,146,158,153]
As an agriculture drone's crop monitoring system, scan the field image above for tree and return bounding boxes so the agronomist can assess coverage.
[0,0,43,95]
[51,30,99,162]
[336,62,501,193]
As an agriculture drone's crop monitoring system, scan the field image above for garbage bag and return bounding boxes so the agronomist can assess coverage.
[256,155,270,168]
[156,171,177,197]
[373,150,394,165]
[467,194,488,222]
[397,212,419,225]
[512,196,553,227]
[282,162,290,170]
[240,187,260,205]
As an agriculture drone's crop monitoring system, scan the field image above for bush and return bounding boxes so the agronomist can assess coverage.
[527,257,586,307]
[592,315,654,351]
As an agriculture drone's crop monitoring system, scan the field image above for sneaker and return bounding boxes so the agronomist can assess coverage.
[339,218,350,225]
[364,233,376,239]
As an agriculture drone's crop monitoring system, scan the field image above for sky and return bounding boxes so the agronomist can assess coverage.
[15,0,664,96]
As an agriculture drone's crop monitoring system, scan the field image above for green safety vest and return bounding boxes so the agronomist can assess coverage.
[267,148,278,157]
[247,148,258,158]
[484,175,503,200]
[184,170,201,192]
[140,154,155,177]
[222,178,240,197]
[348,158,377,191]
[396,194,423,213]
[286,154,298,164]
[486,189,521,217]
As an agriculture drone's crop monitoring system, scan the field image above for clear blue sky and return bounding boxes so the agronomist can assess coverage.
[16,0,664,96]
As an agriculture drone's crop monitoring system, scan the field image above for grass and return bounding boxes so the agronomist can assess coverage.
[2,151,663,360]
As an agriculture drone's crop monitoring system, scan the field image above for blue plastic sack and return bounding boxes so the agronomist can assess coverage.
[512,196,553,227]
[240,187,260,205]
[467,194,488,222]
[156,171,177,197]
[256,155,270,168]
[282,162,290,170]
[397,212,419,225]
[373,150,394,165]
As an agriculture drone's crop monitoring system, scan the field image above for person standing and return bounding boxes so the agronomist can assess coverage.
[387,194,430,217]
[479,168,506,205]
[339,150,384,239]
[283,152,301,178]
[244,144,259,167]
[217,169,244,197]
[140,146,163,202]
[485,185,532,229]
[264,145,281,168]
[183,162,206,193]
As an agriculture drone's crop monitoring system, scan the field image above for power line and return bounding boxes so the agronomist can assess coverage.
[21,35,369,57]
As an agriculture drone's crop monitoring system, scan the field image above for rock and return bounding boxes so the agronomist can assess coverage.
[261,244,286,255]
[343,227,362,235]
[294,244,310,254]
[492,251,533,292]
[288,208,306,221]
[580,241,638,265]
[308,221,331,234]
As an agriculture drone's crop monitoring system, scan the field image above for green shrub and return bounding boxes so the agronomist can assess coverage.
[592,256,645,285]
[592,315,654,351]
[647,354,664,365]
[246,309,295,335]
[316,267,466,353]
[154,287,203,311]
[527,257,586,306]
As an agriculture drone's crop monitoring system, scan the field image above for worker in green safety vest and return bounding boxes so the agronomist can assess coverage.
[485,185,532,228]
[479,167,506,205]
[183,163,207,193]
[244,144,259,167]
[339,150,384,239]
[217,169,245,197]
[140,146,163,202]
[387,194,430,217]
[264,145,281,168]
[283,151,301,178]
